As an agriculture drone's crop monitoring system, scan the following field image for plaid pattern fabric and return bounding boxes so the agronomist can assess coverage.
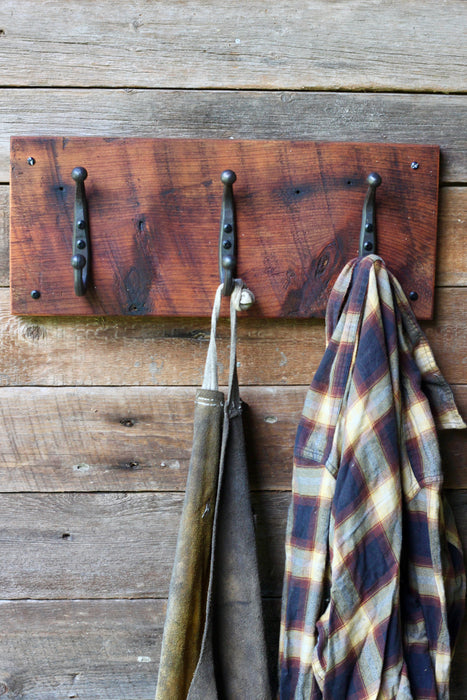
[279,255,466,700]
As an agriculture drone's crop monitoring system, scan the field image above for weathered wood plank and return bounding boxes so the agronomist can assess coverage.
[1,91,466,183]
[0,490,465,601]
[2,186,466,289]
[0,491,288,599]
[0,599,163,699]
[0,598,280,699]
[437,188,467,287]
[0,186,7,285]
[0,287,466,385]
[0,597,464,699]
[0,1,465,92]
[0,385,464,492]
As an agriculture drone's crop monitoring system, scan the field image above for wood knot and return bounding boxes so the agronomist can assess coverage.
[22,324,47,341]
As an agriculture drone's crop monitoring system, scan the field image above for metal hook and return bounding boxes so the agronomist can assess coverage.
[359,172,382,257]
[71,167,90,296]
[219,170,237,296]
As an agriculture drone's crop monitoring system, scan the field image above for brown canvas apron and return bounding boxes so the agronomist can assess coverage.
[155,282,271,700]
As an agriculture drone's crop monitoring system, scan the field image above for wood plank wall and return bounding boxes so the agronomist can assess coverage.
[0,2,465,698]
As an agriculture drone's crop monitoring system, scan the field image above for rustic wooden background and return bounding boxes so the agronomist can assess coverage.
[0,1,465,698]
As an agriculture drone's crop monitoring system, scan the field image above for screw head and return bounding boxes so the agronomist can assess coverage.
[27,157,35,166]
[76,239,86,249]
[411,161,419,170]
[363,241,373,252]
[223,223,233,233]
[223,240,232,249]
[71,254,86,270]
[409,291,419,301]
[31,289,41,299]
[365,223,373,233]
[76,219,86,230]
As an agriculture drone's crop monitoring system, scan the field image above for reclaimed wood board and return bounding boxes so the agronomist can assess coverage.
[0,1,465,92]
[0,385,464,492]
[10,137,439,318]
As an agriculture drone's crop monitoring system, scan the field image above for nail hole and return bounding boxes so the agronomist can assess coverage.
[295,189,301,195]
[62,533,71,540]
[128,304,138,312]
[119,418,135,427]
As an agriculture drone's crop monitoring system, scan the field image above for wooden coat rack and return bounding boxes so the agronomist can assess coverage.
[10,138,439,319]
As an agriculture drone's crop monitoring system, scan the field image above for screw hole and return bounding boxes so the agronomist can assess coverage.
[128,304,138,312]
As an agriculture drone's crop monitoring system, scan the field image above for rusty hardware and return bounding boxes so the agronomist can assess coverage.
[359,172,382,257]
[219,170,237,296]
[71,167,90,296]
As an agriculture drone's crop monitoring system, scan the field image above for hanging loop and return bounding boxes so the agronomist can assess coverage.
[359,172,382,257]
[71,166,90,296]
[219,170,237,296]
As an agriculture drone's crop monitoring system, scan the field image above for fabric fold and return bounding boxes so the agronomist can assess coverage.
[279,255,465,700]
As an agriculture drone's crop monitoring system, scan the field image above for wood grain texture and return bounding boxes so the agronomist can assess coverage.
[0,185,7,285]
[0,597,464,700]
[0,491,288,599]
[0,385,464,492]
[1,91,466,183]
[0,287,466,386]
[437,188,467,286]
[1,185,466,290]
[0,1,465,91]
[0,490,465,602]
[10,137,439,319]
[0,598,281,699]
[0,599,163,699]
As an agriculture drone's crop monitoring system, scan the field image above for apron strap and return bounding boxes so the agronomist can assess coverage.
[202,284,223,391]
[202,280,254,396]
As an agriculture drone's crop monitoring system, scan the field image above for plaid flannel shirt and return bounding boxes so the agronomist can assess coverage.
[279,255,466,699]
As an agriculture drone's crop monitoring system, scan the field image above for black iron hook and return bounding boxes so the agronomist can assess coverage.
[219,170,237,296]
[71,166,90,296]
[359,172,382,257]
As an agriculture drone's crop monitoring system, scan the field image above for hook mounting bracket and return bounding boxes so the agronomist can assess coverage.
[219,169,237,296]
[359,172,382,257]
[71,166,90,296]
